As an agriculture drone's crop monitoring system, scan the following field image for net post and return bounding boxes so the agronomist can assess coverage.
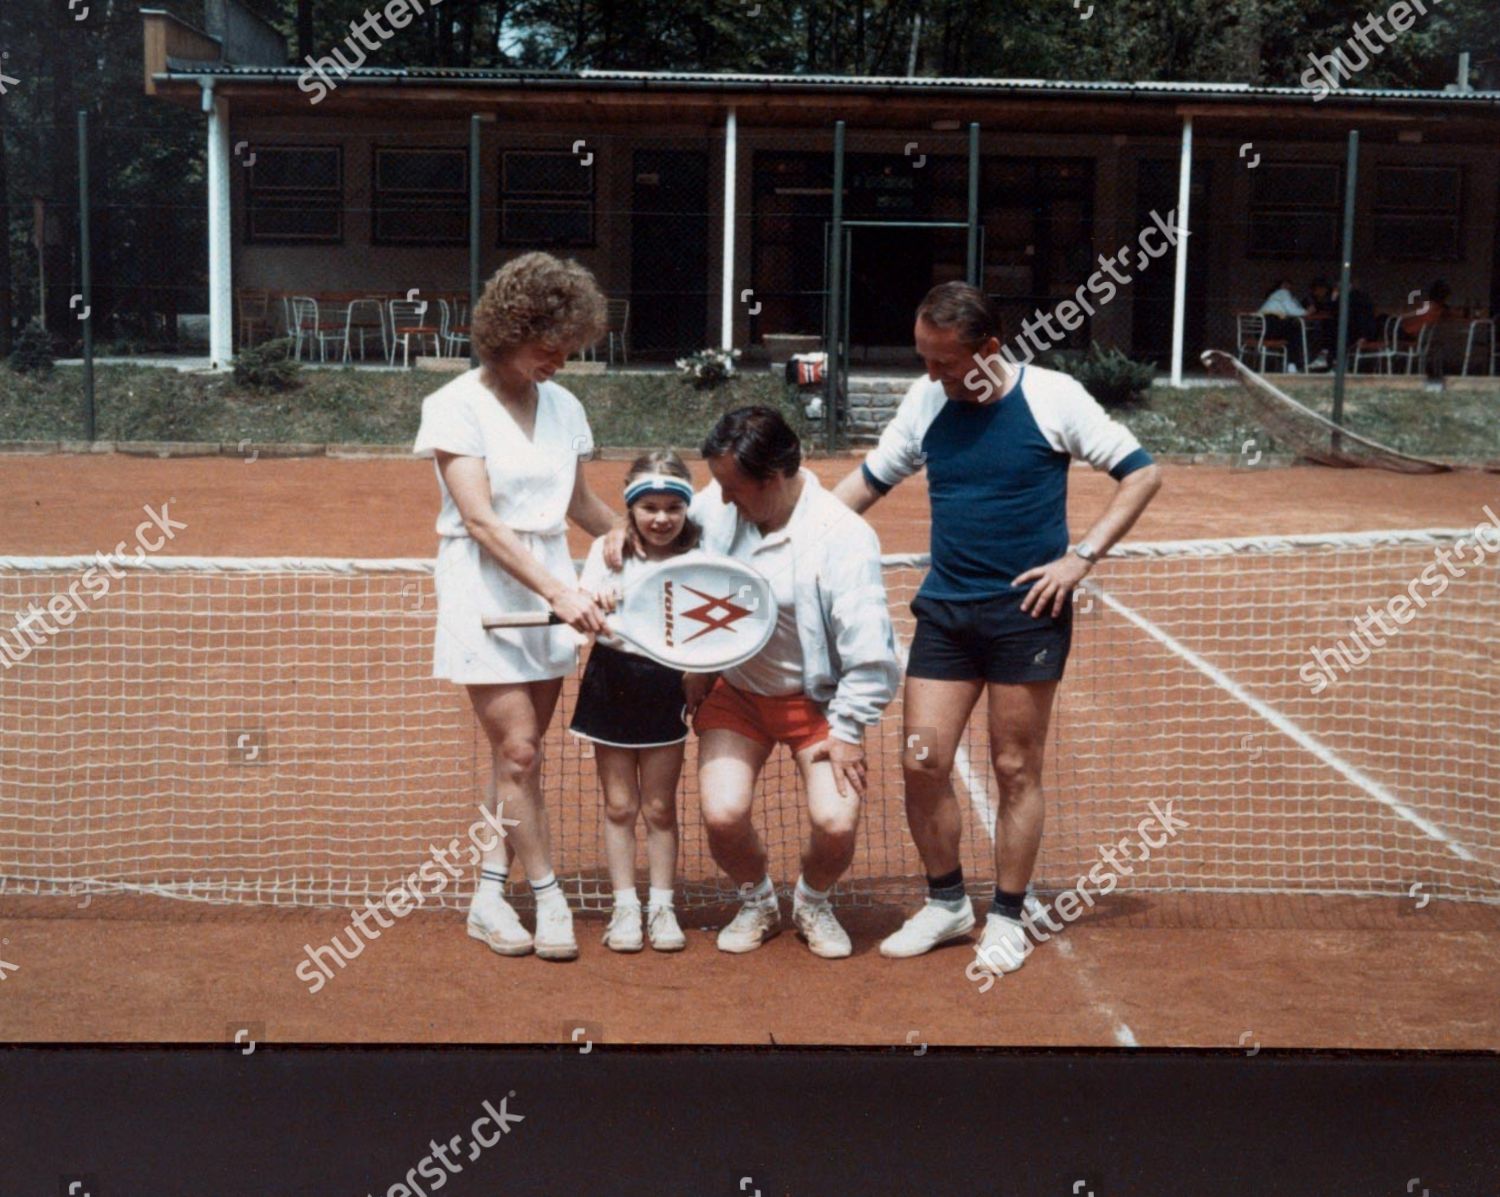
[1332,129,1360,452]
[825,120,845,455]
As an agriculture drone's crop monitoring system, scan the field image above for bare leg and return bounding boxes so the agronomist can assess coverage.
[595,745,642,895]
[900,676,985,876]
[697,729,773,887]
[793,740,861,892]
[466,678,563,882]
[638,743,686,892]
[985,680,1060,892]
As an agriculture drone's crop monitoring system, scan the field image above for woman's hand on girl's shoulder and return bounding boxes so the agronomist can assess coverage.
[601,523,631,570]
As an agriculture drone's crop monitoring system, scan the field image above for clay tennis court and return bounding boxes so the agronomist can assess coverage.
[1,453,1497,1047]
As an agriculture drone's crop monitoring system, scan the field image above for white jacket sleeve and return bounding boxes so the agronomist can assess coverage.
[821,521,901,744]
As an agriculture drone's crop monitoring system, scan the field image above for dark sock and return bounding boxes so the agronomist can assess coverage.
[927,867,966,903]
[992,887,1027,920]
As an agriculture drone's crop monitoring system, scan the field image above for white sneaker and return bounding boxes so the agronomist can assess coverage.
[534,897,579,961]
[602,904,643,953]
[716,899,781,954]
[878,897,976,959]
[466,892,533,957]
[647,905,687,952]
[973,911,1032,975]
[793,900,852,959]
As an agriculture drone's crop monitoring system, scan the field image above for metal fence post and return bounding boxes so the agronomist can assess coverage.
[78,109,94,441]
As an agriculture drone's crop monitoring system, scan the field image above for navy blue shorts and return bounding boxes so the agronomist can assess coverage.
[907,593,1072,684]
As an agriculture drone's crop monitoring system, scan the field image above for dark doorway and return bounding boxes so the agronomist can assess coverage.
[1132,158,1211,366]
[630,150,709,356]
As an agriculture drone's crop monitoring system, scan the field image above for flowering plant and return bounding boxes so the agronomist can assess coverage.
[675,347,741,389]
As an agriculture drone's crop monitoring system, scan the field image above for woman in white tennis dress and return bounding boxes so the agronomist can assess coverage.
[413,252,617,962]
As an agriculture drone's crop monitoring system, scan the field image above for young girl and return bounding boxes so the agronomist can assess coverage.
[570,452,699,952]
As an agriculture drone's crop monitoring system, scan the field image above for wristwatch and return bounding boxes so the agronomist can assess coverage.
[1074,541,1101,564]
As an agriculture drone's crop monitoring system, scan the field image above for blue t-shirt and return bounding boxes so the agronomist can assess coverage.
[862,366,1152,619]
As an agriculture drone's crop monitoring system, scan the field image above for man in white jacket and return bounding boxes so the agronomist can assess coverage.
[687,406,900,958]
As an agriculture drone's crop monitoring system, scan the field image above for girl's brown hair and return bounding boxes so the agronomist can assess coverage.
[624,450,700,558]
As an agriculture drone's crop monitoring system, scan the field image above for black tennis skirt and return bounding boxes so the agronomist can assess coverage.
[569,641,689,748]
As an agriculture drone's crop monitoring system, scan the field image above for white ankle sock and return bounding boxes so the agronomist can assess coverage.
[648,886,675,911]
[614,887,641,910]
[795,875,830,907]
[478,867,508,897]
[739,875,775,905]
[530,871,566,906]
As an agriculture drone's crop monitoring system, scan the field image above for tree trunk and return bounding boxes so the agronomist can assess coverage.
[297,0,314,60]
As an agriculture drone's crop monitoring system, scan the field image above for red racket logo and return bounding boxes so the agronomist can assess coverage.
[663,581,758,646]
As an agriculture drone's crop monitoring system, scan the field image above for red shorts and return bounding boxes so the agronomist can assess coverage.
[692,680,830,754]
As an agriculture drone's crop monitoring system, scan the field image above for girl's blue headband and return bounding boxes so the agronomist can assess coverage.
[624,474,694,507]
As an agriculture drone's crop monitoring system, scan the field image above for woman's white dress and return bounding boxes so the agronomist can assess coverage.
[412,369,594,684]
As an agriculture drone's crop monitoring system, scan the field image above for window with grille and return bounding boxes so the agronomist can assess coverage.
[1372,165,1462,261]
[372,147,468,246]
[245,146,342,244]
[1246,162,1341,259]
[500,150,594,247]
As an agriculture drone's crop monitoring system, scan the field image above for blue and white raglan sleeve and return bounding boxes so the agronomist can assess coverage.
[861,379,940,496]
[1042,372,1154,480]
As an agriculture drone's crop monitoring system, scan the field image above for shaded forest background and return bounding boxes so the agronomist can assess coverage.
[1,0,1495,351]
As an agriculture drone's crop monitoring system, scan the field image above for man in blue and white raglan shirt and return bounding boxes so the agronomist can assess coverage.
[832,281,1162,977]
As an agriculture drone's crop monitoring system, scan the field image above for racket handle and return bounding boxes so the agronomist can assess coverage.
[481,612,563,629]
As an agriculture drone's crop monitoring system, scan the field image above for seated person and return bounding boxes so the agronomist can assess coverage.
[1303,277,1335,370]
[1256,280,1308,367]
[1392,279,1450,377]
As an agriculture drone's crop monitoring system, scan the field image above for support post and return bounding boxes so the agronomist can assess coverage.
[470,114,482,367]
[826,121,845,453]
[1332,129,1360,447]
[720,106,738,350]
[204,84,233,369]
[1168,115,1192,387]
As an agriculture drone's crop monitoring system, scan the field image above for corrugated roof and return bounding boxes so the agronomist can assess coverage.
[158,63,1500,106]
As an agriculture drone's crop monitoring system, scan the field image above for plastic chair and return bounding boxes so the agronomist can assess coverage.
[288,296,320,361]
[1236,313,1288,372]
[236,288,272,349]
[1461,317,1495,377]
[388,299,442,367]
[1392,320,1436,376]
[603,299,630,365]
[343,298,387,362]
[1349,322,1394,374]
[440,298,471,358]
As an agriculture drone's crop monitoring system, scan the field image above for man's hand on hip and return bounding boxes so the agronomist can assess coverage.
[1014,553,1092,619]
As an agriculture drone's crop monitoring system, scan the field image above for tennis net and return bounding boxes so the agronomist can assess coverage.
[1,528,1496,910]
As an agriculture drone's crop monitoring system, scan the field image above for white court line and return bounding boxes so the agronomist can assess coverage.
[1092,585,1479,864]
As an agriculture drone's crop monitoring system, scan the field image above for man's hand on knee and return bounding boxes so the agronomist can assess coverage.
[808,736,867,799]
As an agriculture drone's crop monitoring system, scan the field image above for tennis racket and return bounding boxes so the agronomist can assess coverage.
[482,551,776,672]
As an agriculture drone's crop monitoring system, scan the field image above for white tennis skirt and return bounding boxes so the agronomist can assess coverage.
[430,530,582,684]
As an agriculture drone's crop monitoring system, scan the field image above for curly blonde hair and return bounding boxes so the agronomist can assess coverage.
[471,252,606,364]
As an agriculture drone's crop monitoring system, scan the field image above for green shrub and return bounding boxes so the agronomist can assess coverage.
[233,338,302,392]
[8,321,55,374]
[1043,343,1156,408]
